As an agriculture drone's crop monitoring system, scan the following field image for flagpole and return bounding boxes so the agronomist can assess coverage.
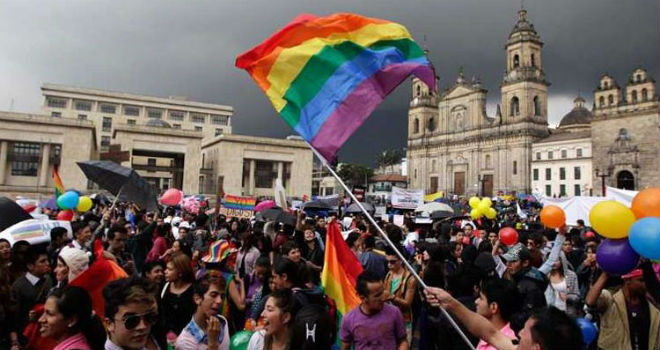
[305,142,476,350]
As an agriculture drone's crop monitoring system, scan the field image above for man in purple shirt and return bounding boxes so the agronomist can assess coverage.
[340,271,408,350]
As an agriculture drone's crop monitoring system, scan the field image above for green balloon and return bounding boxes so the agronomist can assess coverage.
[230,330,254,350]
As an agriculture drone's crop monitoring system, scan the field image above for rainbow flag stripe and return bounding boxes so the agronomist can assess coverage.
[221,194,256,211]
[52,164,65,197]
[321,219,363,315]
[236,13,435,162]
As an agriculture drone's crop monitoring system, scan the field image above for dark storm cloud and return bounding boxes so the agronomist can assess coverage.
[0,0,657,166]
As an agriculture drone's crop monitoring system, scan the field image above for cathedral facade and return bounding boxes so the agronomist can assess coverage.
[406,8,660,197]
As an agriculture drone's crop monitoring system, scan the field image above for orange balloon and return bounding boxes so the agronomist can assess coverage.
[631,188,660,219]
[540,205,566,229]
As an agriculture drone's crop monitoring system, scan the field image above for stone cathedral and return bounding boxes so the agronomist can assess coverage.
[406,8,660,197]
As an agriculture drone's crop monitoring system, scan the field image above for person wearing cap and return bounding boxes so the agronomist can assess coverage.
[586,268,660,350]
[54,246,90,289]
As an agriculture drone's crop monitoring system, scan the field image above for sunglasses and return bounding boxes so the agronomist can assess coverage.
[386,259,399,264]
[115,311,159,330]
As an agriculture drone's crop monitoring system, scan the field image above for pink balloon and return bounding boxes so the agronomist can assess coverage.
[56,209,74,221]
[160,189,183,206]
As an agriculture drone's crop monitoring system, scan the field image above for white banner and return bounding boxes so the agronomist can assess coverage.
[606,186,638,207]
[391,187,424,209]
[540,187,639,226]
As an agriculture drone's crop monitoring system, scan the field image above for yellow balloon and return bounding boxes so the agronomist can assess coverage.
[589,201,636,239]
[485,207,497,219]
[469,197,481,209]
[481,198,493,208]
[470,208,483,219]
[76,196,93,212]
[478,200,491,212]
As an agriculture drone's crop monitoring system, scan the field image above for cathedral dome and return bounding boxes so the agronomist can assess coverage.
[145,118,172,128]
[508,9,541,44]
[559,96,593,128]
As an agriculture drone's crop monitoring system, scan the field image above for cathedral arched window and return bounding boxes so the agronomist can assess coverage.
[416,85,421,97]
[533,96,541,116]
[513,54,520,68]
[608,95,614,105]
[510,97,520,116]
[531,54,536,67]
[642,88,648,101]
[413,118,420,133]
[636,74,642,82]
[603,81,609,89]
[632,90,638,103]
[428,117,435,131]
[599,96,605,107]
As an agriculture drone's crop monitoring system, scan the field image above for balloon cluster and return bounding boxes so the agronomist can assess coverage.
[55,190,93,221]
[589,188,660,275]
[468,197,497,219]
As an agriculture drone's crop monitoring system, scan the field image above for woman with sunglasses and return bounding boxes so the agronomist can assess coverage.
[38,286,106,350]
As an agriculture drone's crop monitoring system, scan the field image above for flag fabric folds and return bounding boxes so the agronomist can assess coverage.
[236,13,436,163]
[52,164,65,198]
[321,219,363,315]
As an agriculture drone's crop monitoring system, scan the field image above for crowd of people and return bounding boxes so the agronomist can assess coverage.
[0,197,659,350]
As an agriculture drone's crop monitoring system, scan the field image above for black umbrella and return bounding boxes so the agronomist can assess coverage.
[256,207,297,226]
[302,200,334,210]
[430,210,455,220]
[0,197,33,231]
[77,160,158,211]
[345,202,375,214]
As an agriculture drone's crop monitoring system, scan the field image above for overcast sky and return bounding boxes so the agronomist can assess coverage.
[0,0,658,166]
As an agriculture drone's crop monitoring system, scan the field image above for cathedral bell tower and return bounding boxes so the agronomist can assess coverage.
[500,8,549,125]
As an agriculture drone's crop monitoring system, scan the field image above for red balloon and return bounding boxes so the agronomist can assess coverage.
[56,209,74,221]
[22,204,37,213]
[585,231,596,239]
[160,189,183,206]
[499,227,519,246]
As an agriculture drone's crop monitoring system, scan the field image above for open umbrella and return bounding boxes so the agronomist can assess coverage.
[255,200,276,212]
[345,202,375,215]
[415,202,454,217]
[256,207,296,226]
[0,197,34,232]
[77,160,158,211]
[302,200,334,210]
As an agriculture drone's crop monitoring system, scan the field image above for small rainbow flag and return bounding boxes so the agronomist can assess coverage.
[221,194,257,211]
[52,164,65,197]
[236,13,435,163]
[321,219,363,316]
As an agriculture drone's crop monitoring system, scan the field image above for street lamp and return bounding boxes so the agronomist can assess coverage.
[595,167,611,197]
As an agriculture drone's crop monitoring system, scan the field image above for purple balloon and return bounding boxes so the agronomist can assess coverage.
[596,238,639,275]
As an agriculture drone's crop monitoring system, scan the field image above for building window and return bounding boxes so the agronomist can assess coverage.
[576,148,583,157]
[631,90,638,103]
[559,167,566,180]
[560,184,566,197]
[608,94,614,105]
[191,113,206,123]
[51,111,61,118]
[413,118,419,133]
[574,184,581,196]
[545,168,551,180]
[169,111,184,121]
[147,109,162,119]
[561,149,567,158]
[513,161,517,175]
[414,169,417,180]
[74,101,92,111]
[642,88,648,101]
[255,161,276,188]
[78,114,87,121]
[124,105,140,116]
[485,155,492,168]
[545,185,551,197]
[531,53,535,67]
[211,115,229,125]
[101,136,111,150]
[431,159,437,172]
[533,168,539,181]
[10,142,40,176]
[510,97,520,116]
[127,119,136,125]
[147,158,156,166]
[194,126,203,132]
[604,81,609,89]
[574,166,581,180]
[215,128,223,136]
[536,152,541,160]
[533,96,541,116]
[47,97,67,108]
[102,117,112,132]
[548,151,553,159]
[636,74,641,82]
[99,104,117,114]
[172,124,181,129]
[599,96,605,107]
[513,54,520,68]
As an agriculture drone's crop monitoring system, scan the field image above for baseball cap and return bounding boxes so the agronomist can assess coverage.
[501,243,531,262]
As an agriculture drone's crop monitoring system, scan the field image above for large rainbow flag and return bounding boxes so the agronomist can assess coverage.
[321,219,363,316]
[236,13,436,162]
[52,164,65,197]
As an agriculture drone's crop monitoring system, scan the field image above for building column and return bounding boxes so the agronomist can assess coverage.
[248,159,256,195]
[0,141,8,185]
[39,143,51,187]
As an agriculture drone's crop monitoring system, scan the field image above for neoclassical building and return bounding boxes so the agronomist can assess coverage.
[407,8,660,197]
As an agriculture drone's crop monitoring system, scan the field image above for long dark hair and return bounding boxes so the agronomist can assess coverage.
[48,286,106,350]
[264,289,295,350]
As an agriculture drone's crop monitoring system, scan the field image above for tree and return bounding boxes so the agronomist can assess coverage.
[375,149,403,174]
[337,163,374,187]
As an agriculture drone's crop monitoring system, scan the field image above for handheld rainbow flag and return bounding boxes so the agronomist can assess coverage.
[321,219,363,316]
[236,13,436,163]
[52,164,65,197]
